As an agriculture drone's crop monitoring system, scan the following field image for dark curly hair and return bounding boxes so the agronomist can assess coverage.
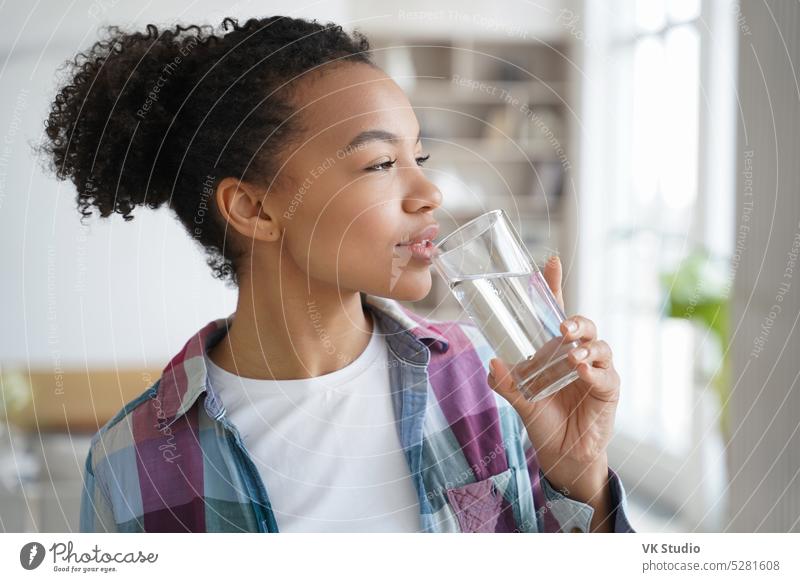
[40,15,374,287]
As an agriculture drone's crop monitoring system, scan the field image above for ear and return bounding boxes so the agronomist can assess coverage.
[214,177,282,243]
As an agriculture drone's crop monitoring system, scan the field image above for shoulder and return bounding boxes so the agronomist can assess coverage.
[85,381,159,475]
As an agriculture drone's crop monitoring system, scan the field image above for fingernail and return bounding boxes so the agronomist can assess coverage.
[565,320,577,332]
[572,347,588,360]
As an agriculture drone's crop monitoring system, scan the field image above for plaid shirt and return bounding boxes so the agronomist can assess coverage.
[80,294,635,533]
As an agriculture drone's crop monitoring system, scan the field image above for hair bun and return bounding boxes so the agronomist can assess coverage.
[43,23,213,221]
[40,15,373,286]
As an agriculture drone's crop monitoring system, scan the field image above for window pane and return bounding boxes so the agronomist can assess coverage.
[631,311,660,439]
[668,0,701,23]
[632,230,663,310]
[608,309,636,431]
[636,0,667,32]
[632,37,665,208]
[611,18,702,451]
[661,25,699,211]
[660,318,694,451]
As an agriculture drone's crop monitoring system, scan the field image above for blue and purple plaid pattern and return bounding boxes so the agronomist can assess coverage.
[80,295,634,532]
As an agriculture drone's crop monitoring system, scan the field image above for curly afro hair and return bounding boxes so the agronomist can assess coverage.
[40,16,374,287]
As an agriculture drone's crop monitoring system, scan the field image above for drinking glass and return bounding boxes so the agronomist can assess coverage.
[431,209,580,401]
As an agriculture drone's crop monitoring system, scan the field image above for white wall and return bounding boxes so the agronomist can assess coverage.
[0,0,351,368]
[727,0,800,533]
[349,0,572,41]
[1,0,573,369]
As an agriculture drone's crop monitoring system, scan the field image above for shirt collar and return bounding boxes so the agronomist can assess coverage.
[156,294,450,426]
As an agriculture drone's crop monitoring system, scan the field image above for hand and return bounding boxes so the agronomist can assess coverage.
[486,256,620,529]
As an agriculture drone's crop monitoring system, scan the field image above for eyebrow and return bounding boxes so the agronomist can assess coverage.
[345,128,422,150]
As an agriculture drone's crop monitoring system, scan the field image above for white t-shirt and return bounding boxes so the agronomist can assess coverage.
[204,325,422,532]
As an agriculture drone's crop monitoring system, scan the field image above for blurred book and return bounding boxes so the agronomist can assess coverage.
[527,160,564,213]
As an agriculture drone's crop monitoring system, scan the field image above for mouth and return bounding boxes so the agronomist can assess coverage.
[395,222,440,263]
[395,224,440,250]
[395,239,436,262]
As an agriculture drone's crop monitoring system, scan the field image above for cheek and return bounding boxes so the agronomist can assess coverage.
[287,224,434,300]
[283,200,434,299]
[287,207,396,279]
[337,211,396,273]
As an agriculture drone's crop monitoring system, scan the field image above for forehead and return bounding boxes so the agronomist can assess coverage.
[292,62,419,150]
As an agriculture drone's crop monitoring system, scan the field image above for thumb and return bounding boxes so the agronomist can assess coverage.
[487,358,522,403]
[542,255,564,311]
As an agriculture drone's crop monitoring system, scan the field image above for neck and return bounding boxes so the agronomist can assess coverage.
[208,271,374,381]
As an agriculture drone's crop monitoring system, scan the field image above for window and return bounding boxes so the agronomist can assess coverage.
[577,0,738,528]
[608,0,704,451]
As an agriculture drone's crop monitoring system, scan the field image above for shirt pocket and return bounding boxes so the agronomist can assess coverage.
[444,466,520,533]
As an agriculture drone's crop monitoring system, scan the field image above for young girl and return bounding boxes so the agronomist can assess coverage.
[42,15,633,533]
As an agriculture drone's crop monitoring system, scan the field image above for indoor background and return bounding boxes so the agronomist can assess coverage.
[1,0,798,532]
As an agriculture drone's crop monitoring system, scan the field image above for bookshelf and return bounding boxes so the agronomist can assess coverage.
[366,34,574,322]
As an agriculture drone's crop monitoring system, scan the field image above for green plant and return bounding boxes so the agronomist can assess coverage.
[661,248,731,436]
[0,369,32,423]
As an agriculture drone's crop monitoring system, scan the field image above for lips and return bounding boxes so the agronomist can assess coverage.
[396,223,440,247]
[405,240,436,261]
[395,223,440,263]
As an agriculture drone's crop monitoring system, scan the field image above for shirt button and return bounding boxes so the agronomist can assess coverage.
[570,526,584,533]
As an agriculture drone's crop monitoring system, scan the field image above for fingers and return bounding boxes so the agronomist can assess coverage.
[567,338,613,369]
[489,340,619,405]
[542,255,564,311]
[568,338,620,401]
[506,336,565,374]
[574,359,620,402]
[488,358,520,400]
[516,351,578,400]
[560,315,597,342]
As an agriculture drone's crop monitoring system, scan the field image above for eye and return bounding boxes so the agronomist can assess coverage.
[367,158,397,172]
[366,153,432,172]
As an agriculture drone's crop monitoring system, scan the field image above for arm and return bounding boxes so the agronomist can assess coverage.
[538,466,636,532]
[521,422,635,533]
[79,447,118,533]
[538,452,615,532]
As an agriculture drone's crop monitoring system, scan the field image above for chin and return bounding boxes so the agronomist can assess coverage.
[386,272,433,302]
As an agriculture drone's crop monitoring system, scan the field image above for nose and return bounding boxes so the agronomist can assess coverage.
[402,172,443,214]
